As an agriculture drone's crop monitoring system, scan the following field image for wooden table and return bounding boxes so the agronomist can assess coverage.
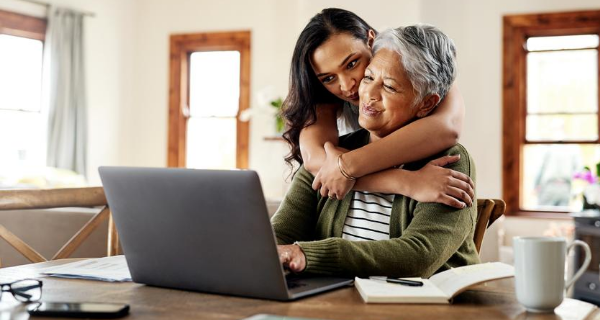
[0,259,597,320]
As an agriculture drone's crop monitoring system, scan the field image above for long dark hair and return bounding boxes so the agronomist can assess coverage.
[281,8,375,170]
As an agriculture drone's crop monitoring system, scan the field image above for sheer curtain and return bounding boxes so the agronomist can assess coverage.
[45,6,87,176]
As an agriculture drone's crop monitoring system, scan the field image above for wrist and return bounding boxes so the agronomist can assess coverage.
[394,169,414,198]
[338,154,357,181]
[293,242,307,272]
[341,151,360,178]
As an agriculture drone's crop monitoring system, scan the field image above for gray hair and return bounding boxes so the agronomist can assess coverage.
[372,24,457,106]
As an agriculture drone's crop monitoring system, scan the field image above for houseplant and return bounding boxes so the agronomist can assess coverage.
[574,164,600,210]
[240,86,285,135]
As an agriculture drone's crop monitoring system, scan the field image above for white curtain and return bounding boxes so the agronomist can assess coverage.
[45,7,87,176]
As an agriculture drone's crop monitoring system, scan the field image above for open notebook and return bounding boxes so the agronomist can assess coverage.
[355,262,514,304]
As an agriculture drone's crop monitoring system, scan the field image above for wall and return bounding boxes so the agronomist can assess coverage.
[0,0,135,184]
[123,0,421,199]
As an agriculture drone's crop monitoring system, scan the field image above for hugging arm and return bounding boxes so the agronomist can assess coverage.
[350,154,474,208]
[308,85,469,204]
[299,103,339,175]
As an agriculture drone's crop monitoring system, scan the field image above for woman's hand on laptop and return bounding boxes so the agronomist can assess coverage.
[277,244,306,273]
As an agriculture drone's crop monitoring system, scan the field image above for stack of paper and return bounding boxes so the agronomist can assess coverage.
[42,255,132,282]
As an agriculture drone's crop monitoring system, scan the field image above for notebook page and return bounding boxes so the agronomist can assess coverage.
[355,277,448,303]
[429,262,514,298]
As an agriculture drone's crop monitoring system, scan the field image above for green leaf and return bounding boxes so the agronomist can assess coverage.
[270,97,283,109]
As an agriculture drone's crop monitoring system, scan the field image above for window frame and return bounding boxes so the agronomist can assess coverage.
[503,10,600,218]
[168,31,250,169]
[0,9,46,41]
[0,9,47,167]
[0,8,47,109]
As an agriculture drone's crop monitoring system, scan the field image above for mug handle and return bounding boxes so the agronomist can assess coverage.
[565,240,591,290]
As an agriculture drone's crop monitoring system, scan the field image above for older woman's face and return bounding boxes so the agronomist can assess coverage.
[358,48,420,140]
[311,32,373,105]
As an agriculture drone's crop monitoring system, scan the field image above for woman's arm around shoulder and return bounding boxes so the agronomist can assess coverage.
[299,103,340,175]
[313,84,465,198]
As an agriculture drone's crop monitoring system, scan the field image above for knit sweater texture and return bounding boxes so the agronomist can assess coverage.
[271,129,480,278]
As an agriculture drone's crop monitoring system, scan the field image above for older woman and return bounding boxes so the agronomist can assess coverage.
[272,24,479,278]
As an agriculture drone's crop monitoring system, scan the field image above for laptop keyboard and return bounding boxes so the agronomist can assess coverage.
[285,275,308,289]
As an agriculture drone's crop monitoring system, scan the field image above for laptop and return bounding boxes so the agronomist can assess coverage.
[98,167,353,301]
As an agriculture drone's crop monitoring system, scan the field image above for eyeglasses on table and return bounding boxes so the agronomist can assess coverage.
[0,279,43,302]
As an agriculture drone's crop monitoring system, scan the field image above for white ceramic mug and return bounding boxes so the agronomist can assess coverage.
[513,237,591,313]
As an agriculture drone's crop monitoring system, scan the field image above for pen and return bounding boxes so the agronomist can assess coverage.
[386,278,424,287]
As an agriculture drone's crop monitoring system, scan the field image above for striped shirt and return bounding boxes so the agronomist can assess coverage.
[342,191,393,241]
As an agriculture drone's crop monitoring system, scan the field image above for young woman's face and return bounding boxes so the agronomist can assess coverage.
[311,32,373,105]
[358,48,420,140]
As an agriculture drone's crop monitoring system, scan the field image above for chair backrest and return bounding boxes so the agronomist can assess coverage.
[0,187,120,267]
[474,198,506,253]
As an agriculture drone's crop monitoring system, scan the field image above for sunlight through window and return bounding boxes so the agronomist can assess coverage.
[186,51,240,169]
[522,35,599,211]
[0,34,45,168]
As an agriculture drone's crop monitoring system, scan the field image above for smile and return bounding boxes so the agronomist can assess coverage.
[361,104,382,117]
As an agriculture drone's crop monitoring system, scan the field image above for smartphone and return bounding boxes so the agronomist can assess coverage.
[27,302,129,318]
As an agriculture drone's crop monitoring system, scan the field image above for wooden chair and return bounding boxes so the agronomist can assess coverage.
[0,187,120,267]
[474,198,506,253]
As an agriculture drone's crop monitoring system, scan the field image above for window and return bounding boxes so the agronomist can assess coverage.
[168,31,250,169]
[0,10,47,168]
[503,10,600,216]
[186,51,240,169]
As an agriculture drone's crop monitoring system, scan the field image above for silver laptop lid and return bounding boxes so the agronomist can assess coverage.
[99,167,290,300]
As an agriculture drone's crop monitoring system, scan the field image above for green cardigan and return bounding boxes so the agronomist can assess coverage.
[271,129,480,278]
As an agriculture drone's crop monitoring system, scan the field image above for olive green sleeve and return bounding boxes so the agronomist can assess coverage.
[270,166,321,245]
